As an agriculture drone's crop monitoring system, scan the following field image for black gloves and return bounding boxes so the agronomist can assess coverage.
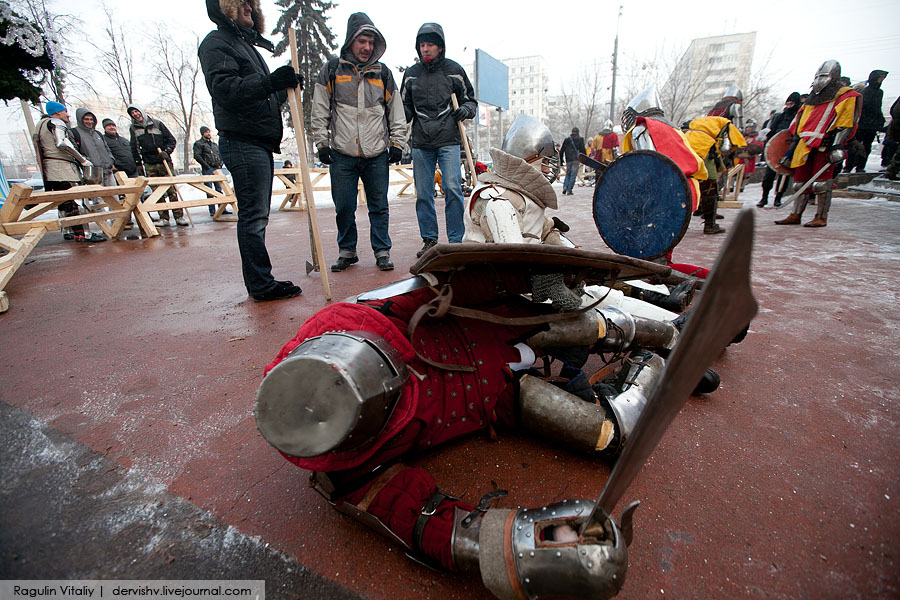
[318,146,333,165]
[452,105,474,121]
[388,146,403,164]
[269,66,303,91]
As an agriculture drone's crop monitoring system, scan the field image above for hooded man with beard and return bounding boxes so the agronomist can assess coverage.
[311,12,408,273]
[199,0,303,302]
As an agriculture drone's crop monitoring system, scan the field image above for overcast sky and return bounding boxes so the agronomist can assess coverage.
[2,0,899,157]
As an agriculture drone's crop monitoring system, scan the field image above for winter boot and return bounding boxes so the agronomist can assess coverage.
[774,213,802,225]
[804,191,831,227]
[700,187,725,234]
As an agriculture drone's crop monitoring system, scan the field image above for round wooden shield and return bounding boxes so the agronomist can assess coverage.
[592,150,692,260]
[764,129,794,175]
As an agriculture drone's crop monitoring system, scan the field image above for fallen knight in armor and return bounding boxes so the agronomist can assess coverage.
[255,220,758,599]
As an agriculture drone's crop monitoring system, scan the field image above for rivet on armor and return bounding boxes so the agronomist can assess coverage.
[551,511,556,516]
[449,373,454,379]
[587,562,594,569]
[529,551,535,557]
[469,403,474,409]
[524,579,530,584]
[451,411,457,417]
[581,549,587,555]
[555,551,562,558]
[451,392,457,398]
[466,384,472,390]
[482,378,488,384]
[478,359,483,365]
[526,532,531,538]
[518,553,523,558]
[517,525,523,530]
[427,389,432,397]
[472,342,477,348]
[437,418,442,424]
[446,423,450,428]
[442,354,447,359]
[461,417,466,422]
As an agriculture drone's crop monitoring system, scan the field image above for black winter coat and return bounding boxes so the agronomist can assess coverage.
[198,0,286,153]
[193,138,223,170]
[129,113,176,168]
[858,70,888,131]
[400,23,476,150]
[103,132,138,177]
[768,104,800,136]
[559,134,586,164]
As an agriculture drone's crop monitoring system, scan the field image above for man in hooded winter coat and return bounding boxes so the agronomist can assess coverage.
[400,23,477,258]
[199,0,303,303]
[311,12,408,273]
[757,92,801,207]
[848,69,888,172]
[127,105,185,227]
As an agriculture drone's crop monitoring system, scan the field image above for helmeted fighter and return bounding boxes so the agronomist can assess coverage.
[464,115,569,246]
[708,84,745,130]
[774,60,862,227]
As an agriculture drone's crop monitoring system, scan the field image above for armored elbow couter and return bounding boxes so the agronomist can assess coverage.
[454,500,629,600]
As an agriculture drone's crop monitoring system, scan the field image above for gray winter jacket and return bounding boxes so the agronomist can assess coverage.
[73,108,115,170]
[310,12,407,158]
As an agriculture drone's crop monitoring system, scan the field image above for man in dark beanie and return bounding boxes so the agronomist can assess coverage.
[848,69,888,173]
[757,92,801,207]
[400,23,477,258]
[559,126,586,195]
[193,124,227,216]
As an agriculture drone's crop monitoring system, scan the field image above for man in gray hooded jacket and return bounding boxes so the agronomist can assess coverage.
[310,12,408,273]
[72,108,116,236]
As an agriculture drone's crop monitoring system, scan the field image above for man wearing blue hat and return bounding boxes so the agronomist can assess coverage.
[34,101,106,242]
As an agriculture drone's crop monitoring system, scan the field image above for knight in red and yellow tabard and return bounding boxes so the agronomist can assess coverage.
[775,60,862,227]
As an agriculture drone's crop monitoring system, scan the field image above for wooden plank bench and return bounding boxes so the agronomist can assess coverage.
[276,163,418,210]
[720,163,745,207]
[0,179,147,312]
[116,170,237,237]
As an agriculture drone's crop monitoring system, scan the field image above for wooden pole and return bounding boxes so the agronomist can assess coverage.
[158,148,194,226]
[451,93,478,189]
[289,28,331,301]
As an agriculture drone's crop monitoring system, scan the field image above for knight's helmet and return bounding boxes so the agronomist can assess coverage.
[812,60,841,94]
[602,118,614,135]
[502,114,556,164]
[621,86,665,132]
[254,331,410,457]
[722,84,744,103]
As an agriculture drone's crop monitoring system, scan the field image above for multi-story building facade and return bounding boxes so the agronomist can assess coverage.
[663,32,756,124]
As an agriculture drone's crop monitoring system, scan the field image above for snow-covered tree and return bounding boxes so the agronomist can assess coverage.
[270,0,337,129]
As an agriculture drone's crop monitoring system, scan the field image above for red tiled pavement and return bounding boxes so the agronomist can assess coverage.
[1,182,898,599]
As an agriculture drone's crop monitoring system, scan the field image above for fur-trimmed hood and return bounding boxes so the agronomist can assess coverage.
[209,0,265,34]
[479,148,558,210]
[206,0,273,51]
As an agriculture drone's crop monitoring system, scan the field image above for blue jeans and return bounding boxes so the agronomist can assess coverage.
[218,136,277,296]
[329,150,391,258]
[202,167,223,214]
[563,161,579,193]
[412,145,464,243]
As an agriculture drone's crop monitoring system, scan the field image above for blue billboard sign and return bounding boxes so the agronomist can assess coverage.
[475,49,509,110]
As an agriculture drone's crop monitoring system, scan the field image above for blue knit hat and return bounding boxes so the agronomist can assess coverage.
[45,101,66,115]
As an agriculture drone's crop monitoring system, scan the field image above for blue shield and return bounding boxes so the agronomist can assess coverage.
[592,150,692,260]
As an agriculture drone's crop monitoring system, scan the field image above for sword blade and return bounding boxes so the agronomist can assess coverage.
[778,162,832,209]
[582,209,758,535]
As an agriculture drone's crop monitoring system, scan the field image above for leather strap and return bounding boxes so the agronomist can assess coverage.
[412,489,457,566]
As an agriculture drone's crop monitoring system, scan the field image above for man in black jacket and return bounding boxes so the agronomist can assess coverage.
[400,23,477,258]
[757,92,800,207]
[193,125,228,216]
[102,119,137,177]
[199,0,302,303]
[559,127,586,195]
[128,105,186,227]
[849,69,888,173]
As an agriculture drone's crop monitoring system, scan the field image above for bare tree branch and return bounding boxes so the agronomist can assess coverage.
[148,25,201,171]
